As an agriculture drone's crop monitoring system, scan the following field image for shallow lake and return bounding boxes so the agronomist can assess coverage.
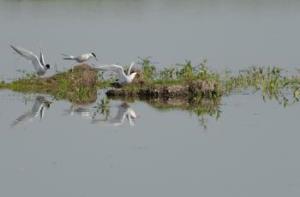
[0,0,300,196]
[1,90,300,197]
[1,0,300,79]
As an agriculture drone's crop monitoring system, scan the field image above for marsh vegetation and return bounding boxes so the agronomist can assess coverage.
[4,59,299,130]
[1,58,300,116]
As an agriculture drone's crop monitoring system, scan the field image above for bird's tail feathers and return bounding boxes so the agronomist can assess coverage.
[63,57,75,60]
[61,53,75,60]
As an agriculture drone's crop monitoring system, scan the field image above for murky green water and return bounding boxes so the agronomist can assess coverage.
[1,0,300,196]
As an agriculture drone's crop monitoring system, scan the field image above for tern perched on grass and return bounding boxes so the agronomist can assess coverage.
[11,96,52,127]
[95,62,137,85]
[62,52,98,63]
[10,45,50,76]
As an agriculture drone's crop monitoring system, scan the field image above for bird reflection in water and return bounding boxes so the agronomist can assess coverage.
[11,96,52,127]
[92,102,137,127]
[63,104,94,120]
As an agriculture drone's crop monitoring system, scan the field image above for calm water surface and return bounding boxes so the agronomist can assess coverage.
[0,0,300,196]
[1,0,300,79]
[0,90,300,196]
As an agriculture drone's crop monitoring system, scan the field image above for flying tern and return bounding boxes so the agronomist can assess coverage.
[11,45,50,75]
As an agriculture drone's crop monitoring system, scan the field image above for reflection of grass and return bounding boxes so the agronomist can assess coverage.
[92,97,111,120]
[1,59,300,107]
[106,60,300,125]
[2,59,300,129]
[108,96,221,129]
[152,97,222,129]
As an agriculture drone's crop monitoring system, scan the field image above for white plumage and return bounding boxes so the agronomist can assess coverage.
[109,102,137,126]
[11,45,50,75]
[95,62,137,84]
[62,52,98,63]
[11,96,52,127]
[92,102,137,126]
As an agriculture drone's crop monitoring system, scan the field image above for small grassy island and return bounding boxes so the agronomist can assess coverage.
[0,64,97,103]
[1,59,300,108]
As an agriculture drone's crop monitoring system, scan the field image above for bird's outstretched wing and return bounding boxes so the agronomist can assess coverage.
[40,52,45,66]
[11,96,51,127]
[127,62,135,75]
[11,111,34,127]
[11,45,37,60]
[11,45,44,72]
[96,64,126,77]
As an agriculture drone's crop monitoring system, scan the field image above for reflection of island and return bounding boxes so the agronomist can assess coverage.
[107,96,221,129]
[92,102,137,127]
[11,96,52,127]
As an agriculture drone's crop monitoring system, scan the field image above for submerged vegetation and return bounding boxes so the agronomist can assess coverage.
[223,66,300,106]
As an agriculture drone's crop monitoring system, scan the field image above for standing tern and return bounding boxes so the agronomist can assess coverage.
[11,96,52,127]
[62,52,98,63]
[11,45,51,76]
[95,62,137,85]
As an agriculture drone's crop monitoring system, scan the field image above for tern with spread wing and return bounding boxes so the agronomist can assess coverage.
[95,62,137,85]
[11,45,50,76]
[11,96,52,127]
[62,52,98,63]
